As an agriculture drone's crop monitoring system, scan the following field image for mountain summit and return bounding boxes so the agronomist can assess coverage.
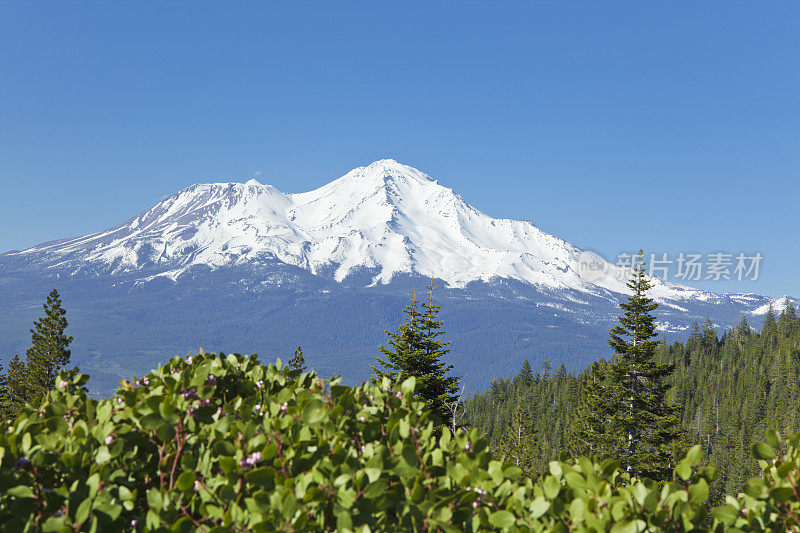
[2,159,795,393]
[13,159,702,300]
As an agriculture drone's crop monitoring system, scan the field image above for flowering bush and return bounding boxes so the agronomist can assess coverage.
[0,352,797,531]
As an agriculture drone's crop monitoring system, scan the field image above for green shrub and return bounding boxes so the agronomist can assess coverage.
[0,352,797,531]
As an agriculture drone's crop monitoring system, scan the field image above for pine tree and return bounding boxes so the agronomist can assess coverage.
[515,360,534,388]
[702,318,718,357]
[735,316,751,339]
[24,289,76,406]
[606,252,682,480]
[372,284,460,428]
[569,360,614,457]
[778,303,797,337]
[495,398,537,475]
[2,355,27,420]
[540,360,552,380]
[288,346,307,372]
[372,292,425,384]
[762,306,778,337]
[418,283,460,428]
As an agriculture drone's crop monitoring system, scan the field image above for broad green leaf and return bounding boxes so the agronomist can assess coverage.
[176,471,195,491]
[400,377,416,395]
[303,399,327,425]
[75,498,92,525]
[688,479,708,504]
[530,497,550,518]
[685,445,704,466]
[675,460,691,481]
[752,442,774,460]
[488,510,515,528]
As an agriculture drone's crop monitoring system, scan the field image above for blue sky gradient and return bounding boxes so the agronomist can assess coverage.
[1,2,797,297]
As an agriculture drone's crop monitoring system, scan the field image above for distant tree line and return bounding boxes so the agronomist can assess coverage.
[463,277,800,502]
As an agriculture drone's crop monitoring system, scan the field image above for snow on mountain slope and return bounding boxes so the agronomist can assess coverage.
[752,296,796,316]
[11,159,710,301]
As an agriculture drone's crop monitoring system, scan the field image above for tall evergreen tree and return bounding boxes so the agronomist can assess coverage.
[515,360,534,388]
[372,292,425,384]
[372,284,460,428]
[2,355,27,420]
[418,284,460,428]
[495,398,537,475]
[540,360,552,380]
[288,346,307,372]
[778,302,797,337]
[606,252,682,480]
[735,315,751,339]
[762,306,778,338]
[24,289,76,406]
[569,360,613,457]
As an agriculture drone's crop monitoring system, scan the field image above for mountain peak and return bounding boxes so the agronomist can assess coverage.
[7,160,719,301]
[356,159,436,184]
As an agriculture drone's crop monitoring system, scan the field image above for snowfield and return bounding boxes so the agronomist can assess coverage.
[15,159,748,307]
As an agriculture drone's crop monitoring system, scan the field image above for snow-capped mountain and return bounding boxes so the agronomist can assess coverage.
[10,160,710,301]
[1,159,795,394]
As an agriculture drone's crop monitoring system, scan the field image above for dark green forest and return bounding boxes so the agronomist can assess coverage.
[464,304,800,503]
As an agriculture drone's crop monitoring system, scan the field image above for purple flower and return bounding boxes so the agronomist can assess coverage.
[131,519,138,527]
[206,375,217,385]
[181,389,198,400]
[464,441,472,451]
[359,416,366,422]
[256,380,264,389]
[396,391,402,399]
[104,435,113,445]
[280,402,288,412]
[194,480,201,492]
[13,457,29,470]
[58,380,68,389]
[472,500,479,509]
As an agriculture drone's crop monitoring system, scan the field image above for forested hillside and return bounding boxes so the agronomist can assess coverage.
[464,304,800,502]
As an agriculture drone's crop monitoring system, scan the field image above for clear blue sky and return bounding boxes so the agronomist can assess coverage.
[1,2,797,297]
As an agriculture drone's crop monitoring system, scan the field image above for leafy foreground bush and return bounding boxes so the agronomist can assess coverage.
[0,353,798,532]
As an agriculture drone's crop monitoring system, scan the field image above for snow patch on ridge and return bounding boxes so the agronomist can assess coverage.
[752,296,797,316]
